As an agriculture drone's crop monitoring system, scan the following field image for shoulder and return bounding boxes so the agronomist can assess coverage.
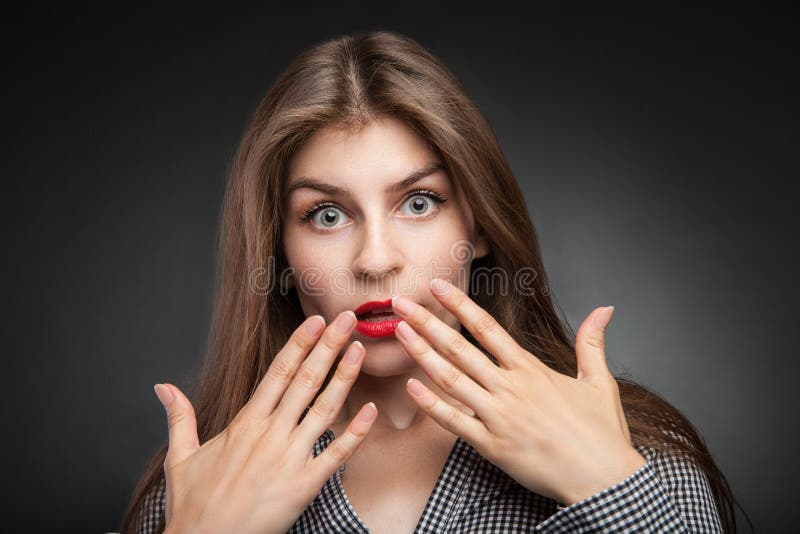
[632,440,723,528]
[532,439,724,533]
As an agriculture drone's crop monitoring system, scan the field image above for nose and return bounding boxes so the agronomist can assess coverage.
[351,216,404,287]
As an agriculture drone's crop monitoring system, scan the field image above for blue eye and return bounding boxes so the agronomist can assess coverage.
[302,203,350,229]
[400,191,446,217]
[300,188,448,231]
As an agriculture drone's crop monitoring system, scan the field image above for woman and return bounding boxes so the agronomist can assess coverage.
[122,31,746,533]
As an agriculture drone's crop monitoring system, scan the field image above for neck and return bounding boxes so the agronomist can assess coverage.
[334,365,464,435]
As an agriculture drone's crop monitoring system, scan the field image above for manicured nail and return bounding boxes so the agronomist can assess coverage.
[395,321,418,342]
[359,402,377,422]
[430,278,452,295]
[407,378,427,397]
[153,384,174,407]
[304,315,325,336]
[344,341,364,364]
[392,296,416,315]
[592,306,615,329]
[335,311,357,333]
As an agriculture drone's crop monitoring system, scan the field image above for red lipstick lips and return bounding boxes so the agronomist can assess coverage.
[354,298,402,338]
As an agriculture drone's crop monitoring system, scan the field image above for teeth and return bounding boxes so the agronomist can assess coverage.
[357,307,391,316]
[359,311,399,322]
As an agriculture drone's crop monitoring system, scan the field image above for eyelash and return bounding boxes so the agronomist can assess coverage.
[300,188,448,226]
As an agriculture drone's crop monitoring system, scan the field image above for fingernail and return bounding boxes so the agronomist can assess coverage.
[430,278,452,295]
[344,341,364,364]
[154,383,174,407]
[395,321,418,342]
[592,306,615,329]
[407,378,427,397]
[392,296,416,315]
[304,315,325,336]
[336,311,357,333]
[359,402,377,422]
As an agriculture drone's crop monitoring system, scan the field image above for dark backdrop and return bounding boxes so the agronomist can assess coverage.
[4,4,796,532]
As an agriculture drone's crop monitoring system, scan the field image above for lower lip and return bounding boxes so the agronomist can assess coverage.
[356,316,402,338]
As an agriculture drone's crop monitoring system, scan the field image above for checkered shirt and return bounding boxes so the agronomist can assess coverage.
[136,420,723,533]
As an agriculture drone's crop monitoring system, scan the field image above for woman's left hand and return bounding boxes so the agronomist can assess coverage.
[390,278,648,507]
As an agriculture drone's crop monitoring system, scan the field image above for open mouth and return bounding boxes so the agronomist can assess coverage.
[358,312,400,323]
[356,309,401,322]
[353,298,404,338]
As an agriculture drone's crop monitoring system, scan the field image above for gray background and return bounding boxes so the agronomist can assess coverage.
[4,4,795,532]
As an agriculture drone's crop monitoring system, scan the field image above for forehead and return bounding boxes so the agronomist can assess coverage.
[287,117,440,188]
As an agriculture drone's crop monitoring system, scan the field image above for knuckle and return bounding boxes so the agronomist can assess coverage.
[585,332,605,350]
[447,333,470,356]
[426,396,440,413]
[334,362,360,383]
[294,365,323,391]
[311,395,337,419]
[416,309,431,327]
[440,366,462,392]
[287,332,314,356]
[167,410,186,430]
[473,312,497,337]
[445,403,463,428]
[406,339,425,357]
[327,437,349,463]
[320,331,344,353]
[348,419,369,440]
[267,356,294,380]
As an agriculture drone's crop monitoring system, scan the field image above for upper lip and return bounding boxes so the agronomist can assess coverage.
[354,298,394,317]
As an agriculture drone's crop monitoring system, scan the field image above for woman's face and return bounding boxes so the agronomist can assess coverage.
[282,116,488,377]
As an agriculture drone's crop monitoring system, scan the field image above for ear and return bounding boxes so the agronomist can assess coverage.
[473,225,490,260]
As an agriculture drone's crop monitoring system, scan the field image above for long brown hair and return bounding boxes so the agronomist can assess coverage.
[121,30,751,533]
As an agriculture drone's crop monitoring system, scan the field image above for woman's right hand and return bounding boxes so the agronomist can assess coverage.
[152,310,375,534]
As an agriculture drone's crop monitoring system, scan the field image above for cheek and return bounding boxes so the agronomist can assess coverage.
[283,226,344,280]
[408,220,475,279]
[291,258,341,297]
[284,243,352,309]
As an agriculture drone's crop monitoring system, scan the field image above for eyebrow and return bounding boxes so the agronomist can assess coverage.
[287,161,446,196]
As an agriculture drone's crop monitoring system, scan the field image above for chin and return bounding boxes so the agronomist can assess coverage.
[358,344,418,377]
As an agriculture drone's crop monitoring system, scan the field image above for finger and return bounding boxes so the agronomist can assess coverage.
[307,401,378,487]
[391,294,504,392]
[394,320,495,421]
[406,377,487,448]
[426,278,532,371]
[154,383,200,466]
[242,315,327,420]
[273,311,357,429]
[294,340,365,444]
[575,306,615,384]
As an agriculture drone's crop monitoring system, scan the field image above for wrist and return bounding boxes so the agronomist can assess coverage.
[559,448,648,506]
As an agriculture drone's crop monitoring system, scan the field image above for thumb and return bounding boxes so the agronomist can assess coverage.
[154,383,200,465]
[574,306,615,382]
